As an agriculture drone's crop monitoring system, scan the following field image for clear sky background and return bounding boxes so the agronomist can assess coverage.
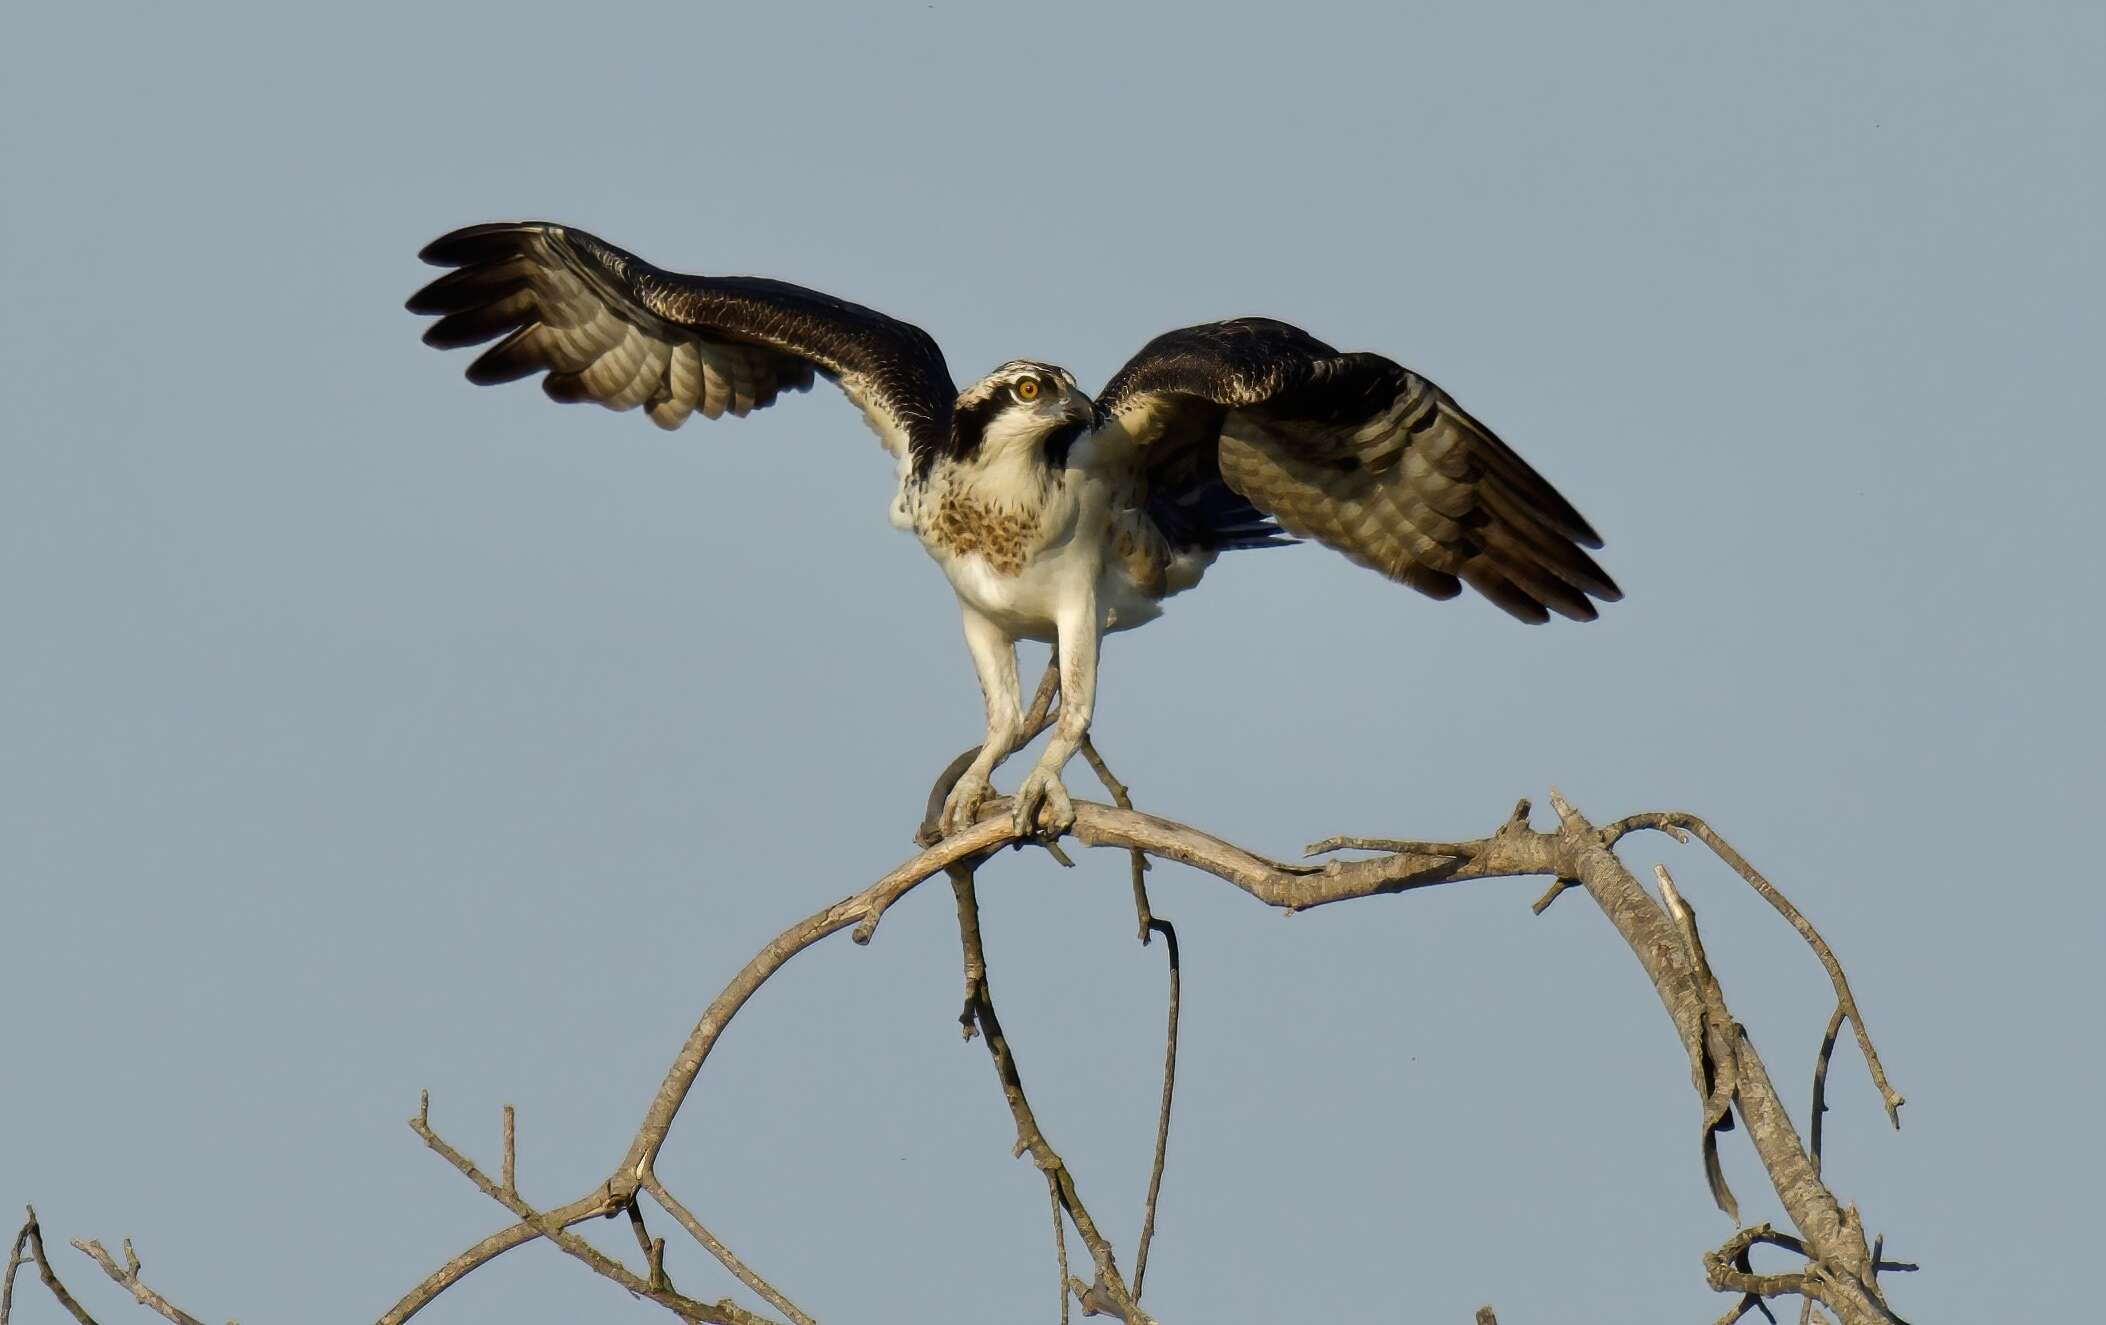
[4,2,2100,1321]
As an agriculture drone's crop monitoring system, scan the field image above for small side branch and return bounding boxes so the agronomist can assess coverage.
[1657,865,1745,1223]
[1809,1005,1847,1176]
[1129,918,1178,1304]
[408,1093,784,1325]
[1702,1224,1910,1325]
[1049,1185,1071,1325]
[67,1240,202,1325]
[370,787,1910,1325]
[641,1175,816,1325]
[1,1217,25,1325]
[7,1209,97,1325]
[948,862,1148,1323]
[1607,812,1903,1127]
[1075,736,1179,1305]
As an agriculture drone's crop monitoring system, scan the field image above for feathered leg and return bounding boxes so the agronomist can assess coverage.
[939,606,1024,836]
[1010,590,1099,836]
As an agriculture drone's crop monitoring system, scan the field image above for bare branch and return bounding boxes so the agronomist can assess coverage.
[501,1104,515,1197]
[1657,865,1744,1224]
[1700,1223,1906,1325]
[640,1176,816,1325]
[1074,737,1179,1305]
[1,1220,22,1325]
[1810,1004,1847,1177]
[1129,918,1178,1305]
[367,787,1912,1325]
[8,1209,96,1325]
[1077,737,1152,943]
[1049,1185,1070,1325]
[1606,812,1904,1126]
[378,1212,583,1325]
[69,1238,201,1325]
[382,816,1022,1324]
[408,1095,781,1325]
[948,861,1149,1324]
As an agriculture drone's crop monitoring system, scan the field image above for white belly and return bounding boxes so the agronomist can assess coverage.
[898,474,1168,640]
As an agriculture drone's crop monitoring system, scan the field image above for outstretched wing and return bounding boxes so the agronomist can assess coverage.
[407,222,956,461]
[1094,318,1620,622]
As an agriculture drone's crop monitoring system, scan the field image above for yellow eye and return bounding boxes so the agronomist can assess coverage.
[1015,378,1040,402]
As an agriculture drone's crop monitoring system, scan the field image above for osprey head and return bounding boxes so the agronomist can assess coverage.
[951,360,1096,467]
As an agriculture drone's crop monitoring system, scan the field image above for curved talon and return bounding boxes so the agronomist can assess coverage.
[1011,769,1075,838]
[942,772,995,838]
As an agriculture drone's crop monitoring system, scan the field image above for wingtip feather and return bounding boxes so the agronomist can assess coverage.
[464,326,545,385]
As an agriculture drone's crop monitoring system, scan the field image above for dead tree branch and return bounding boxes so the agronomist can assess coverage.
[66,1241,203,1325]
[1605,812,1904,1126]
[1128,916,1177,1306]
[6,1208,96,1325]
[407,1091,782,1325]
[16,773,1911,1325]
[381,785,1910,1322]
[950,860,1150,1323]
[1071,736,1178,1306]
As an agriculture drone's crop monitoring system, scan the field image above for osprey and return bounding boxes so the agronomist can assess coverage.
[408,223,1620,838]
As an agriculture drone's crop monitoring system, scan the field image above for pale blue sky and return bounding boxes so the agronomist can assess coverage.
[3,2,2100,1320]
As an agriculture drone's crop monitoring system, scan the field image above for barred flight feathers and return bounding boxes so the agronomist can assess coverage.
[408,223,956,461]
[1098,319,1619,623]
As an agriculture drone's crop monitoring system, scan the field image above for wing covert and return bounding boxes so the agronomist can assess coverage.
[1096,319,1620,623]
[408,222,956,460]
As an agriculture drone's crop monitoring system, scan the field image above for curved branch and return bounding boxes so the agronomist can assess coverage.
[642,1174,816,1325]
[1605,812,1904,1126]
[377,790,1909,1325]
[6,1209,95,1325]
[67,1242,201,1325]
[948,861,1146,1322]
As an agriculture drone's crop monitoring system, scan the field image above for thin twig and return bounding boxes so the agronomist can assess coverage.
[502,1104,516,1196]
[374,790,1909,1325]
[1077,737,1151,943]
[1810,1004,1846,1177]
[1529,876,1579,914]
[1305,835,1476,859]
[948,861,1146,1323]
[1701,1223,1898,1324]
[1050,1185,1070,1325]
[1656,865,1743,1223]
[385,814,1025,1325]
[3,1214,31,1325]
[11,1210,96,1325]
[641,1175,817,1325]
[409,1094,782,1325]
[625,1199,673,1293]
[1607,812,1904,1126]
[1130,918,1178,1303]
[1075,735,1180,1304]
[69,1239,201,1325]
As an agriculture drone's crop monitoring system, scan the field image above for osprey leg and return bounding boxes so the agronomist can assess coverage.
[1010,594,1100,836]
[939,607,1024,836]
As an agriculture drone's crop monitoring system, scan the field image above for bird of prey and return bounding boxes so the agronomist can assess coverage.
[408,223,1620,838]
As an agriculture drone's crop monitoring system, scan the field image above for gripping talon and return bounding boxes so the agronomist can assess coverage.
[1011,769,1075,838]
[942,772,995,838]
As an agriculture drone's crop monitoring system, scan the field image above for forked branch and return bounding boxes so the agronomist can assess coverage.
[15,778,1912,1325]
